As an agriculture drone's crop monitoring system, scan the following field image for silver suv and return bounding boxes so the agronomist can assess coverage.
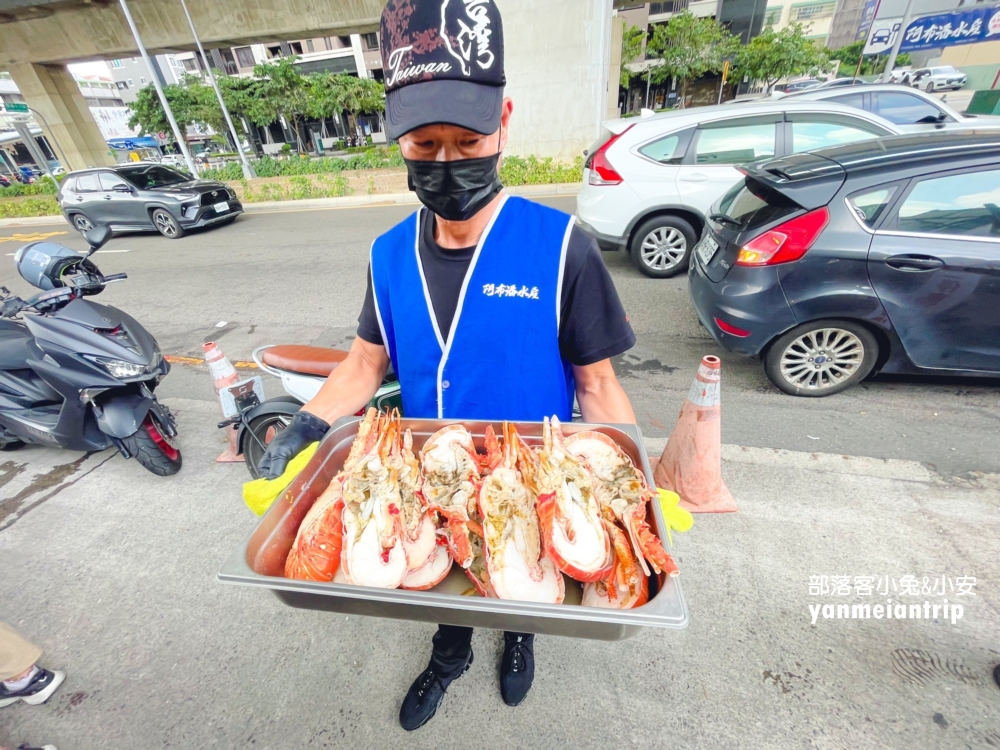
[908,66,967,93]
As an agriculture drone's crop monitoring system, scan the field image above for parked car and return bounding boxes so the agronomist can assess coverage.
[773,78,820,94]
[576,101,900,277]
[159,154,185,168]
[809,78,867,90]
[0,174,10,188]
[908,66,967,92]
[58,164,242,239]
[688,129,1000,396]
[889,67,912,84]
[782,83,993,131]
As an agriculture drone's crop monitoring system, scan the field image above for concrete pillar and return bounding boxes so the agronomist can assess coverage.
[608,15,624,121]
[8,62,114,171]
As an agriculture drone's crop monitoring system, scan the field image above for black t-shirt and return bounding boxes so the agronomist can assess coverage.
[357,208,635,367]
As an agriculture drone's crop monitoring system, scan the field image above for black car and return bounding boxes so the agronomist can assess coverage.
[58,164,243,239]
[689,130,1000,396]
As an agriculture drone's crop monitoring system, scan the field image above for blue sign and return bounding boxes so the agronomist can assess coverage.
[900,6,1000,52]
[856,0,880,41]
[107,136,161,150]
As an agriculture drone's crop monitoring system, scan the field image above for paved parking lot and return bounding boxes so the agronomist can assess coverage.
[1,200,998,749]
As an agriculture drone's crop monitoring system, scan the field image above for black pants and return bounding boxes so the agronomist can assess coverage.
[431,625,534,679]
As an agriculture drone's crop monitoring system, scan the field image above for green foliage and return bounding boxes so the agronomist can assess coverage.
[827,40,910,77]
[620,25,646,88]
[0,177,58,197]
[241,173,352,202]
[646,12,739,105]
[0,197,60,218]
[734,24,828,90]
[500,156,584,186]
[198,147,405,181]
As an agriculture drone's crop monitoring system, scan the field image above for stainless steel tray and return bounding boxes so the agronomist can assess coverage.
[218,417,688,640]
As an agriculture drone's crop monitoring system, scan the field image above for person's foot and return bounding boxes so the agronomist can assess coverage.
[0,668,65,708]
[17,744,58,750]
[398,651,473,731]
[500,633,534,707]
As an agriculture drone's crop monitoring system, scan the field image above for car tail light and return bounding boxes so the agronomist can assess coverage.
[714,317,751,337]
[587,126,632,186]
[736,207,830,266]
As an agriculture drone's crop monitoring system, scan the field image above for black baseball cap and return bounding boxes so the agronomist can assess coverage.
[380,0,506,140]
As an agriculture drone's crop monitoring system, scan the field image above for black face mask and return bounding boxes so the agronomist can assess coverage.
[404,150,503,222]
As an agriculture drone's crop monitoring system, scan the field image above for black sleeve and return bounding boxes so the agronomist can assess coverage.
[559,227,636,366]
[356,265,384,346]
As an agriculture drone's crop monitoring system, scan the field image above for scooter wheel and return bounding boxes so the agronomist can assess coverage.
[243,411,296,479]
[123,414,182,476]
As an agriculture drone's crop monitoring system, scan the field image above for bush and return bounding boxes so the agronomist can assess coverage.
[0,176,59,198]
[199,147,405,181]
[242,173,352,203]
[0,197,60,218]
[500,155,584,186]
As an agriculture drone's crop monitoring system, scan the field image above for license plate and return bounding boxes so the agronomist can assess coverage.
[214,201,229,213]
[696,236,719,266]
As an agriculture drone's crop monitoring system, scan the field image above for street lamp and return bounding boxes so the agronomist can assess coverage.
[118,0,200,176]
[177,0,256,179]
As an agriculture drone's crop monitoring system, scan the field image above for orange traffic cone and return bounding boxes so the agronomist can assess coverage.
[653,355,737,513]
[204,341,242,463]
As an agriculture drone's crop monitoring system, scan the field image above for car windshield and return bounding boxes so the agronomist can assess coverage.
[116,165,191,189]
[931,67,956,75]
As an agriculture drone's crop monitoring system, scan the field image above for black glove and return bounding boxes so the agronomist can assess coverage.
[257,410,330,480]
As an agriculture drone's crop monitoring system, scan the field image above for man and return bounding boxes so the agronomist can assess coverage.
[259,0,639,731]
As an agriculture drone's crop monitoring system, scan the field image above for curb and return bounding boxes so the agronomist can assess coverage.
[0,184,582,227]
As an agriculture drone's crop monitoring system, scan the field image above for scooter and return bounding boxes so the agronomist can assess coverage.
[0,225,181,475]
[225,344,400,478]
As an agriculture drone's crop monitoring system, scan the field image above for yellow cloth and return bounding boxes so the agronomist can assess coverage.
[242,442,319,516]
[656,488,694,546]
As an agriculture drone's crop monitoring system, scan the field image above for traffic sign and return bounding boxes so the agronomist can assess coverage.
[124,140,135,150]
[157,131,167,140]
[4,102,28,113]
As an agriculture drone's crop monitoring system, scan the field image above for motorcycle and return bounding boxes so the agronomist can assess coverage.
[0,225,181,475]
[221,344,400,478]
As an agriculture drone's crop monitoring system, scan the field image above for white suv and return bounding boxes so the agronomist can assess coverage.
[576,101,899,278]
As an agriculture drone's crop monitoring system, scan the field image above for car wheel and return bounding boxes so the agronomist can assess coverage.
[925,81,935,93]
[71,213,94,233]
[763,320,879,397]
[151,208,185,239]
[629,216,696,279]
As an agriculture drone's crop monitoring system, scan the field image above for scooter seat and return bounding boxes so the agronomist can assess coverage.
[261,345,348,377]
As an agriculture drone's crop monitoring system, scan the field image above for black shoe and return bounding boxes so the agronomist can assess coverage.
[399,651,473,731]
[500,633,534,707]
[993,664,1000,690]
[0,667,65,708]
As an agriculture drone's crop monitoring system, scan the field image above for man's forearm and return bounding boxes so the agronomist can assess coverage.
[300,338,388,424]
[574,360,637,425]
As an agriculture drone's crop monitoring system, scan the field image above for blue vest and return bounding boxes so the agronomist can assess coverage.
[371,195,575,421]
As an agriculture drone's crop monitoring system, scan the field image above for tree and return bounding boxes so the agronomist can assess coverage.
[827,40,910,77]
[249,58,312,152]
[646,12,738,107]
[620,24,646,89]
[733,24,827,92]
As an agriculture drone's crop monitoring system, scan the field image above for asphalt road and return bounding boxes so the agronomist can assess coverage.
[1,197,997,477]
[2,200,998,750]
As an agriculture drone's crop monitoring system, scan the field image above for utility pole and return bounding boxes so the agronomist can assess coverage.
[118,0,199,176]
[178,0,256,179]
[880,0,914,83]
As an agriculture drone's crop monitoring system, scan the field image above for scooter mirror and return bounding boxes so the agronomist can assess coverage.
[83,224,113,253]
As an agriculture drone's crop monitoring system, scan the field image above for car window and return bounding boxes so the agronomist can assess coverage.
[848,186,898,227]
[717,177,799,230]
[695,122,775,164]
[638,134,682,164]
[61,176,76,192]
[116,165,190,189]
[74,174,99,192]
[790,120,883,153]
[99,172,129,191]
[897,169,1000,237]
[874,92,944,124]
[828,92,865,111]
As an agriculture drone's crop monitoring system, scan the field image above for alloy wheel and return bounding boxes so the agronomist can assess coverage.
[778,328,865,391]
[73,214,93,233]
[640,227,687,271]
[154,211,178,237]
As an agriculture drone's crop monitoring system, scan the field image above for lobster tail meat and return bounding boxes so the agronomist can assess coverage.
[401,540,453,590]
[534,418,614,583]
[420,424,483,570]
[478,423,565,604]
[284,482,346,582]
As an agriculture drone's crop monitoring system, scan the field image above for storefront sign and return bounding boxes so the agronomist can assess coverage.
[864,5,1000,54]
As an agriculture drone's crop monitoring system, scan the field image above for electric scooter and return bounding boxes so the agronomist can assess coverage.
[0,225,181,475]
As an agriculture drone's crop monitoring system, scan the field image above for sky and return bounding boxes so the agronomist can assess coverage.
[67,61,112,79]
